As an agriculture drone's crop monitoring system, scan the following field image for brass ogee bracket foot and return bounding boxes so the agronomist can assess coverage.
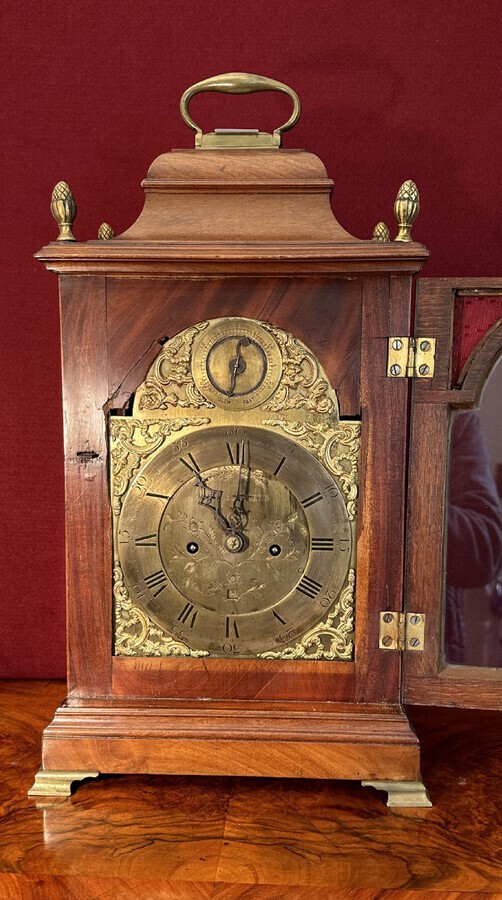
[362,779,432,807]
[28,768,99,798]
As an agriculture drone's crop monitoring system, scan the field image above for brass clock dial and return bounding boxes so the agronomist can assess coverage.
[117,425,352,657]
[191,318,282,409]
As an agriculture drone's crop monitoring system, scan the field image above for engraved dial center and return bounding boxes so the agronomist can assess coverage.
[158,465,310,616]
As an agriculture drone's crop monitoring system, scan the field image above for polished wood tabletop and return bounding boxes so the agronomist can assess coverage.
[1,681,501,898]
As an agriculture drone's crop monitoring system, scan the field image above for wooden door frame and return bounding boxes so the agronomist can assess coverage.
[403,278,502,708]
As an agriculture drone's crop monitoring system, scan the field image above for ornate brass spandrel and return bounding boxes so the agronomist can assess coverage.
[135,322,213,415]
[51,181,77,242]
[262,419,327,454]
[259,569,355,660]
[113,561,209,657]
[110,416,210,515]
[263,419,360,516]
[325,423,360,519]
[394,180,419,242]
[261,323,338,418]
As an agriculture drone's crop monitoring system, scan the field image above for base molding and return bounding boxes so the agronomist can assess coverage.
[32,699,422,795]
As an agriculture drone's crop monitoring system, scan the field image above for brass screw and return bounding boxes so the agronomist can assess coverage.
[409,637,421,648]
[420,340,431,352]
[392,339,403,351]
[390,364,401,376]
[418,364,430,376]
[383,613,394,623]
[382,635,393,647]
[409,614,421,625]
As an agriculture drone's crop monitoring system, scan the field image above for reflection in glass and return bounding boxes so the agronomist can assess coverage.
[445,357,502,666]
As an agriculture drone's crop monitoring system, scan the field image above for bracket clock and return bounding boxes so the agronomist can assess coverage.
[28,74,502,806]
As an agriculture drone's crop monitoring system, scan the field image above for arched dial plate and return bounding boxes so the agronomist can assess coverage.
[191,318,282,410]
[117,425,352,657]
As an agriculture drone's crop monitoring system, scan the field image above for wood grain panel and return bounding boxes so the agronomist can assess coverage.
[5,878,491,899]
[111,657,354,702]
[59,277,112,697]
[43,736,418,782]
[41,698,419,782]
[403,402,449,683]
[404,278,502,709]
[354,275,412,703]
[106,276,362,417]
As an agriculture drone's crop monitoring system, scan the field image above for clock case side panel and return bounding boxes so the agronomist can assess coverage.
[59,275,113,698]
[354,274,414,704]
[403,277,502,709]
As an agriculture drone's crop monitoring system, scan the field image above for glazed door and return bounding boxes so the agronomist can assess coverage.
[403,278,502,709]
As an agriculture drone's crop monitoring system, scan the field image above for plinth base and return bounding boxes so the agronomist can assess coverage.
[30,699,426,805]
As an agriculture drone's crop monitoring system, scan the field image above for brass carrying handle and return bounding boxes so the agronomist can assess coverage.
[180,72,301,148]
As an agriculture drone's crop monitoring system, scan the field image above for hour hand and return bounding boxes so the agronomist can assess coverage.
[196,478,231,533]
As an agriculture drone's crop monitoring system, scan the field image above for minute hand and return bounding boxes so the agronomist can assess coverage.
[230,441,250,530]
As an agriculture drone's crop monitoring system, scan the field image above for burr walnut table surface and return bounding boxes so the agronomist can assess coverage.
[1,681,501,899]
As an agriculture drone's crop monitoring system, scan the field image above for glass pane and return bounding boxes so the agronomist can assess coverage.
[445,355,502,666]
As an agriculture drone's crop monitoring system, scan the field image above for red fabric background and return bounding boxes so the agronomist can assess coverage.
[1,1,501,677]
[452,297,502,384]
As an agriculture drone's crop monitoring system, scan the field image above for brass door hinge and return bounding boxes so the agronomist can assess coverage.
[387,337,436,378]
[379,612,425,651]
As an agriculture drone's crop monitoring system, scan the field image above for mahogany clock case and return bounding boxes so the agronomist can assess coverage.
[54,270,412,708]
[30,88,502,800]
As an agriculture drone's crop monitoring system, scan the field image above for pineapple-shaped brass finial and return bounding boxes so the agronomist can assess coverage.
[372,222,390,242]
[51,181,77,242]
[98,222,116,240]
[393,180,419,242]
